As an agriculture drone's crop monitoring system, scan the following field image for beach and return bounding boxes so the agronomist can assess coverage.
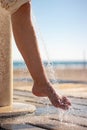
[13,66,87,98]
[0,66,86,129]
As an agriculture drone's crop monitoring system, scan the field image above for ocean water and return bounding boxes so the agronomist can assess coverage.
[13,61,87,84]
[13,61,27,69]
[13,61,87,69]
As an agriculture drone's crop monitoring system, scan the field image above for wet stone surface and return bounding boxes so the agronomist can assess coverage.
[0,89,87,130]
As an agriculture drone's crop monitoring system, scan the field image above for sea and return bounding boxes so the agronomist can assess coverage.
[13,61,87,84]
[13,60,87,70]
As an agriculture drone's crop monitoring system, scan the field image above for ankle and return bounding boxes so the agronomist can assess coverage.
[34,80,50,88]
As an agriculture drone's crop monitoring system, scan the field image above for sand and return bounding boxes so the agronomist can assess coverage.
[13,68,87,98]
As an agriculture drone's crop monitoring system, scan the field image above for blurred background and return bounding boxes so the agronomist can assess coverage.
[13,0,87,98]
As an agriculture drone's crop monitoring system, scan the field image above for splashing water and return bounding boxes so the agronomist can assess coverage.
[31,8,59,85]
[30,7,75,124]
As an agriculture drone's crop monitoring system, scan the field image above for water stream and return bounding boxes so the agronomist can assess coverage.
[31,8,76,126]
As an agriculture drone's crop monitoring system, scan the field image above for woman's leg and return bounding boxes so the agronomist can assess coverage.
[11,2,71,109]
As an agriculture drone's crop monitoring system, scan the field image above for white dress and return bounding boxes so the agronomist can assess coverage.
[0,0,30,14]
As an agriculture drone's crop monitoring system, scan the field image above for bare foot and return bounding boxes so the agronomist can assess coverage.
[32,82,71,110]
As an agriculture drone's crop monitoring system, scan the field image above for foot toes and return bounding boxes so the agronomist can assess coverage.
[54,99,69,110]
[62,96,71,106]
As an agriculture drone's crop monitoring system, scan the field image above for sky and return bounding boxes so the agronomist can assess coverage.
[13,0,87,61]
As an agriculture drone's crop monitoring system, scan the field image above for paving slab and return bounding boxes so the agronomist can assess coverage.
[0,89,87,130]
[1,124,45,130]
